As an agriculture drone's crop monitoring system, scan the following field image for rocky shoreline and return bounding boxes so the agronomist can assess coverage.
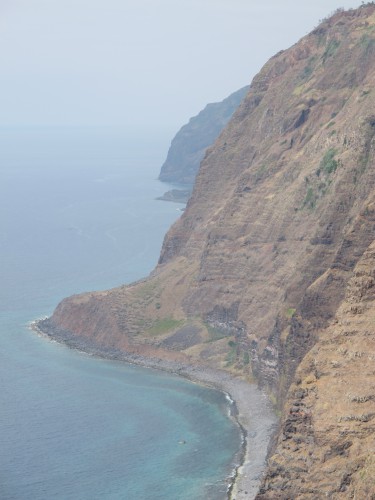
[31,318,276,500]
[156,188,191,204]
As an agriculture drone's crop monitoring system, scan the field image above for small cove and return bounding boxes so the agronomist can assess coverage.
[0,127,244,499]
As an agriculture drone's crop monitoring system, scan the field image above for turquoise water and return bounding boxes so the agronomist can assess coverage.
[0,128,242,499]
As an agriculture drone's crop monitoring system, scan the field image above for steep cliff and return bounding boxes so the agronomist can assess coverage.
[158,86,249,185]
[39,5,375,497]
[256,240,375,498]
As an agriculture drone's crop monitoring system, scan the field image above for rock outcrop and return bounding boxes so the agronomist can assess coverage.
[39,5,375,497]
[158,86,249,185]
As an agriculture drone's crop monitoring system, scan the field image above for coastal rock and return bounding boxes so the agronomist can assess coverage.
[158,85,249,185]
[156,188,191,204]
[40,4,375,498]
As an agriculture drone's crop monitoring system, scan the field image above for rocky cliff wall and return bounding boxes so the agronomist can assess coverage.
[256,239,375,498]
[157,4,375,396]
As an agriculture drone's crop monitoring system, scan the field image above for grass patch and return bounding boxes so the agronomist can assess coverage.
[320,148,339,174]
[303,187,317,209]
[147,317,184,336]
[322,39,340,63]
[225,342,237,366]
[300,55,317,80]
[303,150,338,210]
[285,308,296,319]
[267,391,279,411]
[205,325,228,342]
[360,33,375,55]
[293,83,306,96]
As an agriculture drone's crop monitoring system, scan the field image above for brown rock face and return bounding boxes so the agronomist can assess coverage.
[256,241,375,499]
[41,5,375,497]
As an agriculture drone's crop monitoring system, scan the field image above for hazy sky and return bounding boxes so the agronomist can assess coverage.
[0,0,360,136]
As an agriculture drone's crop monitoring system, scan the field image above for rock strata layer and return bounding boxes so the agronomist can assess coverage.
[41,5,375,498]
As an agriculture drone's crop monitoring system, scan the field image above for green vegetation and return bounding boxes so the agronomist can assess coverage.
[205,324,228,342]
[285,308,296,319]
[320,148,339,174]
[267,391,281,414]
[360,33,375,55]
[293,83,306,96]
[302,149,339,209]
[243,351,250,365]
[301,56,317,80]
[322,39,340,62]
[326,120,335,128]
[316,32,327,48]
[225,341,237,366]
[147,317,184,336]
[303,187,317,209]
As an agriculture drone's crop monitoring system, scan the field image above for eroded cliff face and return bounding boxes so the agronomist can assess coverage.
[40,5,375,497]
[256,241,375,498]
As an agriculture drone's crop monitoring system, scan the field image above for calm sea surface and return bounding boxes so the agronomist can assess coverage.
[0,127,242,499]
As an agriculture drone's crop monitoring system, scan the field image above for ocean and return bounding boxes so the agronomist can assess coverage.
[0,127,242,499]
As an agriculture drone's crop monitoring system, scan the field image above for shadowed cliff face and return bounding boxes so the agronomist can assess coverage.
[41,5,375,496]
